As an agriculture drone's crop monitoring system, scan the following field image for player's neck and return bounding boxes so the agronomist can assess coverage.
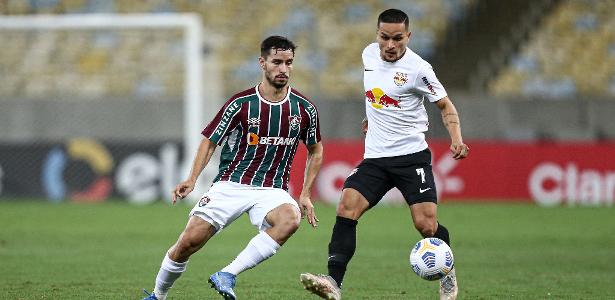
[258,83,288,103]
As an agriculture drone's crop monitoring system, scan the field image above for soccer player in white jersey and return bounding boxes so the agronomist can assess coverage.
[142,36,323,300]
[300,9,468,300]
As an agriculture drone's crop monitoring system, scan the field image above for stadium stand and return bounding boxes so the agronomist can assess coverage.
[0,0,613,143]
[490,0,615,98]
[0,0,476,100]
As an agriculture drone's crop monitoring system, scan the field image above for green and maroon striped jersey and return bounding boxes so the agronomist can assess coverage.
[202,85,321,190]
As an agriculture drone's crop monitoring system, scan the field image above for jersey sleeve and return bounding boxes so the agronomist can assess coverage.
[201,99,242,145]
[301,103,321,146]
[414,64,448,102]
[362,43,379,69]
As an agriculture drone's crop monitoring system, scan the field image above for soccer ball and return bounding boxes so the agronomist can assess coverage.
[409,238,454,281]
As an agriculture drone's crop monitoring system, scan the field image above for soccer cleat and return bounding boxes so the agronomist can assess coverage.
[300,273,341,300]
[141,289,159,300]
[208,271,237,300]
[439,268,458,300]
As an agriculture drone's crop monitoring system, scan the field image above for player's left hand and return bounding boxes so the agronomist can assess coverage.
[450,142,469,160]
[299,194,319,228]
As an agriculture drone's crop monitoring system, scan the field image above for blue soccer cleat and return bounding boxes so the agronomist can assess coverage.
[208,271,237,300]
[141,289,159,300]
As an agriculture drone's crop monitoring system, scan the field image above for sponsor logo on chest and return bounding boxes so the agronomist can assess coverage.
[248,133,297,146]
[365,88,401,109]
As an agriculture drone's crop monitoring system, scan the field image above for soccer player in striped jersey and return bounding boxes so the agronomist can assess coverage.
[142,36,323,300]
[300,9,468,300]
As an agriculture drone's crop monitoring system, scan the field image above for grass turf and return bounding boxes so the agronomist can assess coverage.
[0,200,613,299]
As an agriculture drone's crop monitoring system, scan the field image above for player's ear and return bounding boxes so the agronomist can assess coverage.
[258,56,266,69]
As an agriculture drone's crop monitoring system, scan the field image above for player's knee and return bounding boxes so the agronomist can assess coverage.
[336,201,354,218]
[282,216,300,235]
[273,205,301,235]
[336,189,369,220]
[414,218,437,237]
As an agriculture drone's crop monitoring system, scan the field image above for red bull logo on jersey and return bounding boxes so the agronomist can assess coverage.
[365,88,401,109]
[394,72,408,86]
[247,133,296,146]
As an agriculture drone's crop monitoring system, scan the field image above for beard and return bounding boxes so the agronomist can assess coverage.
[381,48,406,63]
[266,72,289,89]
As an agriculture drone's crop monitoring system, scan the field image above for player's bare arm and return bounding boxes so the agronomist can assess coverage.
[172,137,217,203]
[435,96,469,160]
[299,141,323,228]
[361,117,368,135]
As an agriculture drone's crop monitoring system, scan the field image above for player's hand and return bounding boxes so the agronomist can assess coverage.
[450,142,469,160]
[361,117,368,135]
[172,180,195,204]
[299,194,319,228]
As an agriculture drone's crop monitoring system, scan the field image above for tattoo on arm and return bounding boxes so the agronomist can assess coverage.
[442,112,460,127]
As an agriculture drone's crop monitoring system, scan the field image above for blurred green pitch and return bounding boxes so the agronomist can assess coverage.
[0,200,613,299]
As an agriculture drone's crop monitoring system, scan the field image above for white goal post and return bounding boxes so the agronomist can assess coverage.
[0,13,219,168]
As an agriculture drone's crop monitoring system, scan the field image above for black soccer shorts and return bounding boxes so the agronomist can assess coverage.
[343,148,438,207]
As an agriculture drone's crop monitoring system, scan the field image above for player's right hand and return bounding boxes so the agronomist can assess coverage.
[172,180,195,204]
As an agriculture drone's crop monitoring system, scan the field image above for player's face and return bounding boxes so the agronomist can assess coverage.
[260,49,294,89]
[377,22,411,62]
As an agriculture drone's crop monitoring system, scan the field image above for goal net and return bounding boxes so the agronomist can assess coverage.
[0,14,221,204]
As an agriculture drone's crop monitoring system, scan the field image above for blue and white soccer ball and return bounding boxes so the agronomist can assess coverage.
[409,238,454,281]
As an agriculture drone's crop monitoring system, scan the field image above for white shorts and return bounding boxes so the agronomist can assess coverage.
[189,181,299,232]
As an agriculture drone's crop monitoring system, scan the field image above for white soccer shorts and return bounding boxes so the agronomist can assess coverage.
[189,181,299,231]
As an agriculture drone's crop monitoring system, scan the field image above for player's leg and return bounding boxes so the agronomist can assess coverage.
[327,188,369,285]
[264,202,302,244]
[392,149,457,300]
[301,159,392,300]
[220,202,300,275]
[409,202,448,244]
[300,188,368,300]
[146,181,251,300]
[145,216,217,300]
[387,149,446,242]
[209,188,299,300]
[410,202,457,300]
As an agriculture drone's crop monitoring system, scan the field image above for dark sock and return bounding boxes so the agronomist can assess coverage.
[327,216,358,287]
[434,222,451,247]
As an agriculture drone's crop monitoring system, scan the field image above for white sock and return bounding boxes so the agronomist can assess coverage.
[153,253,188,299]
[221,231,281,275]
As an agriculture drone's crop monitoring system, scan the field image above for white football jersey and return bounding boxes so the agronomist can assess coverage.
[362,43,447,158]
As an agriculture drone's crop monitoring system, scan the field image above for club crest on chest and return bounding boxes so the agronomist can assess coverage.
[289,115,302,130]
[394,72,408,86]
